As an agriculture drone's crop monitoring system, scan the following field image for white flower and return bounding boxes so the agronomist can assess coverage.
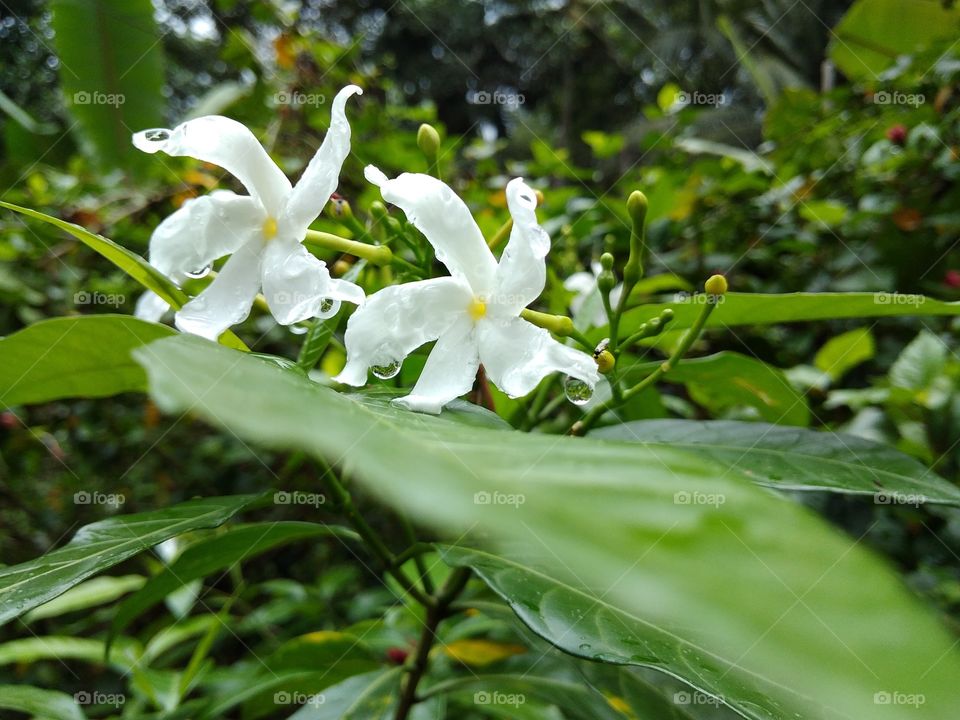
[564,261,622,328]
[132,85,365,340]
[335,166,599,414]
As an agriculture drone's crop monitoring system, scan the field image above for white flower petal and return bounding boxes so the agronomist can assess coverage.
[335,276,473,386]
[282,85,362,234]
[261,240,363,326]
[394,318,480,414]
[136,191,263,319]
[364,166,497,294]
[174,241,263,340]
[494,178,549,313]
[133,117,291,215]
[478,316,599,398]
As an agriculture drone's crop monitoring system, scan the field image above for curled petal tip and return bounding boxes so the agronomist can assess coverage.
[132,128,172,153]
[364,165,389,187]
[506,177,538,211]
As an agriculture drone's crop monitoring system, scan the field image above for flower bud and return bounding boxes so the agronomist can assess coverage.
[597,253,617,294]
[705,274,728,296]
[595,349,615,374]
[370,200,388,221]
[622,190,648,293]
[417,123,441,158]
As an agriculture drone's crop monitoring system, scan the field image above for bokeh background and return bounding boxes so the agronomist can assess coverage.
[2,1,960,715]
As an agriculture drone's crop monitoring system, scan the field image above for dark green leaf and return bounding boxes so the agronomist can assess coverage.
[288,668,402,719]
[0,685,85,720]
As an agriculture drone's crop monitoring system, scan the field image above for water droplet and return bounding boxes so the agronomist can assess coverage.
[564,376,593,405]
[185,265,211,279]
[578,643,592,651]
[289,324,308,335]
[319,297,336,313]
[371,359,401,379]
[144,128,170,142]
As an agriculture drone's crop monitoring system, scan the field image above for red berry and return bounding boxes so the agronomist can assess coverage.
[386,647,409,665]
[886,124,907,145]
[0,411,17,429]
[945,270,960,288]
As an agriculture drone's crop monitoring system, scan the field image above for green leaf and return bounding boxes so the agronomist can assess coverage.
[50,0,165,170]
[889,330,947,392]
[287,668,402,719]
[0,201,248,351]
[135,336,960,720]
[656,351,809,426]
[0,685,85,720]
[0,494,261,627]
[614,292,960,344]
[110,522,357,645]
[798,200,849,229]
[0,636,139,671]
[590,419,960,505]
[814,327,875,382]
[829,0,960,81]
[0,316,173,408]
[24,575,145,622]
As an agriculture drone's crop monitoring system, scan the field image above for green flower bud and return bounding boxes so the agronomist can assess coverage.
[417,123,441,158]
[595,349,615,374]
[622,190,648,293]
[370,200,388,221]
[705,274,728,296]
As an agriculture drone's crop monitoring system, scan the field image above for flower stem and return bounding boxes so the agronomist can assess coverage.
[304,229,421,271]
[487,218,513,251]
[520,309,594,352]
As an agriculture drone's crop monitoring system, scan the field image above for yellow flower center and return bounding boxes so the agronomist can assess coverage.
[262,216,278,240]
[467,297,487,321]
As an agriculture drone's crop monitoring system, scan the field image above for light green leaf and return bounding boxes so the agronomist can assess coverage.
[814,327,875,381]
[288,668,402,719]
[830,0,960,81]
[135,336,960,720]
[0,495,262,627]
[25,575,145,622]
[50,0,164,170]
[590,419,960,505]
[798,200,849,229]
[889,330,947,392]
[0,201,248,350]
[110,522,358,645]
[0,685,85,720]
[0,636,139,671]
[0,316,173,409]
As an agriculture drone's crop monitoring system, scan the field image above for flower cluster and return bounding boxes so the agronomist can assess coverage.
[133,85,598,414]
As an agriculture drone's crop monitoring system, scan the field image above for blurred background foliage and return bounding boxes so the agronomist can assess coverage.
[3,0,960,717]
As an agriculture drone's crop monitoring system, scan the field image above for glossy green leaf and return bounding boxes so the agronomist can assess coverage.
[889,330,947,392]
[0,315,173,408]
[110,522,358,645]
[0,494,261,627]
[24,575,145,622]
[613,292,960,344]
[135,335,960,720]
[0,201,247,350]
[814,327,875,381]
[50,0,164,170]
[829,0,960,81]
[0,636,139,671]
[590,419,960,505]
[0,685,85,720]
[656,351,809,426]
[288,668,402,719]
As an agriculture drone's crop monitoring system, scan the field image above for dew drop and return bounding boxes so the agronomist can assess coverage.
[289,324,308,335]
[185,265,211,279]
[564,376,593,405]
[144,128,170,142]
[371,359,401,379]
[319,297,336,313]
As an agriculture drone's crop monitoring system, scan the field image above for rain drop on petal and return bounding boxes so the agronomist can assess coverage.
[564,376,593,405]
[371,359,401,380]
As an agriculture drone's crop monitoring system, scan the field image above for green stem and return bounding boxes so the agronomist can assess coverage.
[487,218,513,251]
[304,229,420,271]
